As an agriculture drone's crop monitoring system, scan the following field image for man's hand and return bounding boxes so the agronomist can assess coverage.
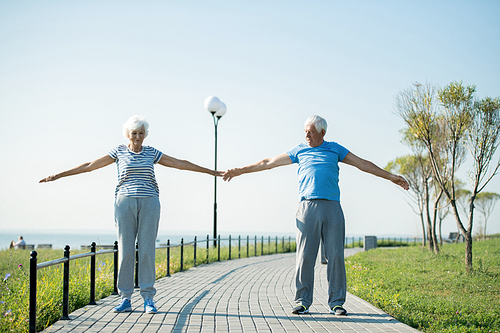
[392,175,410,190]
[223,168,242,182]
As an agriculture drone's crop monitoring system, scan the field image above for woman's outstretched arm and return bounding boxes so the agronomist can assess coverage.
[39,155,115,183]
[158,154,223,177]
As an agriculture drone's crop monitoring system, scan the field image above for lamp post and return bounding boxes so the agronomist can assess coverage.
[205,96,227,247]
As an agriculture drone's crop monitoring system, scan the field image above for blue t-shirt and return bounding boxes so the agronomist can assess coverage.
[108,145,163,197]
[286,141,350,202]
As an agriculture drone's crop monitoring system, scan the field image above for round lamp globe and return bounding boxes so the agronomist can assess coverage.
[204,96,221,113]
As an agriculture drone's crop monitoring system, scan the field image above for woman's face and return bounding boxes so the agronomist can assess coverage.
[129,125,146,148]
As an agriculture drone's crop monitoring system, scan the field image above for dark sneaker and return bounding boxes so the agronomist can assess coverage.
[144,299,158,314]
[330,305,347,316]
[113,298,132,313]
[292,304,309,314]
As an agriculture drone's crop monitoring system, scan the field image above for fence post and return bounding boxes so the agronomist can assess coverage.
[61,245,71,320]
[206,235,209,264]
[247,235,249,258]
[238,235,241,259]
[289,236,291,252]
[89,242,97,305]
[180,238,184,272]
[228,235,231,260]
[282,237,284,253]
[166,239,171,277]
[194,236,197,267]
[29,251,37,333]
[275,236,278,253]
[113,241,118,295]
[254,236,257,256]
[135,242,139,288]
[261,236,264,255]
[217,235,221,261]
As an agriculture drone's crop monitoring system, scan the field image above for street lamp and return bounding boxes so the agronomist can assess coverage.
[205,96,227,247]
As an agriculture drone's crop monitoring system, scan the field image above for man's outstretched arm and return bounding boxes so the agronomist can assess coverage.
[342,152,409,190]
[223,153,292,182]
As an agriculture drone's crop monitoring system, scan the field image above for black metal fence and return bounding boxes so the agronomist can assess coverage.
[343,236,424,248]
[28,235,296,333]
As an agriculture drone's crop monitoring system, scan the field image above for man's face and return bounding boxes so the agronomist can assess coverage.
[304,124,325,147]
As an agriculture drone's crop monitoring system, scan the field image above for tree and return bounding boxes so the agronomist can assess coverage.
[395,81,500,272]
[436,192,450,245]
[394,83,447,253]
[474,192,500,240]
[385,154,429,247]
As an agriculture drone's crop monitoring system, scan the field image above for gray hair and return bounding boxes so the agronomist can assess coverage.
[304,115,327,134]
[123,115,149,139]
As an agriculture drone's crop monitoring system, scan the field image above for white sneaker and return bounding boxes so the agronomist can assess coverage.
[144,299,157,314]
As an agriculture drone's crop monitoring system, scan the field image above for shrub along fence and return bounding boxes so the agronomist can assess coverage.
[28,235,296,333]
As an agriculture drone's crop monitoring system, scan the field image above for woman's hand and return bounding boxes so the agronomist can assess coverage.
[212,170,225,177]
[39,174,60,183]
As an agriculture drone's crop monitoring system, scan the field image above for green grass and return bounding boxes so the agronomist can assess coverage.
[0,239,296,332]
[0,249,115,332]
[346,238,500,332]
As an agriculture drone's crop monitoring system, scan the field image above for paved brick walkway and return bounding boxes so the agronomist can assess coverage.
[44,249,420,332]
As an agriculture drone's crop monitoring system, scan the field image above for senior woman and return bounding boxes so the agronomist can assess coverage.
[40,115,222,314]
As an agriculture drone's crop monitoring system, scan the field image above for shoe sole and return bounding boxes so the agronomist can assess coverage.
[292,309,309,314]
[145,303,158,314]
[113,308,132,313]
[329,309,347,316]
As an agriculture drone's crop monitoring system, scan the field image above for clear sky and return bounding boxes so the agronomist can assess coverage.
[1,1,499,239]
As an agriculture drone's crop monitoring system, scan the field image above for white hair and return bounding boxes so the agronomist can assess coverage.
[304,115,327,134]
[122,115,149,139]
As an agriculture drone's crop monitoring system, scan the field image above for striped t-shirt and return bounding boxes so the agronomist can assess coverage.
[108,145,163,197]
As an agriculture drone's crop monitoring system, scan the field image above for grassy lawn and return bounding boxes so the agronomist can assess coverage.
[346,238,500,332]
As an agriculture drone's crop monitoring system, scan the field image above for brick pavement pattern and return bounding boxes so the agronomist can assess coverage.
[43,249,420,332]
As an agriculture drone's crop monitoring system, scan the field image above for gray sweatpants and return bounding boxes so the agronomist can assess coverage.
[295,199,346,309]
[114,195,161,301]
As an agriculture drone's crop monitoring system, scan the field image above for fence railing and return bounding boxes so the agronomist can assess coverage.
[28,235,296,333]
[343,237,424,248]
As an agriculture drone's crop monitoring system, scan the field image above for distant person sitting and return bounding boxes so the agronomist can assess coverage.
[14,236,26,249]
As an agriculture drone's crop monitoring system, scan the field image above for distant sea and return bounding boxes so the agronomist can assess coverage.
[0,229,296,251]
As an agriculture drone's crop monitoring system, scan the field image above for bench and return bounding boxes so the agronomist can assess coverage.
[37,244,52,249]
[80,244,116,250]
[448,232,464,243]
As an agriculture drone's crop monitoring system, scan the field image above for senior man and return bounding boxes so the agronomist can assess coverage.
[223,115,409,315]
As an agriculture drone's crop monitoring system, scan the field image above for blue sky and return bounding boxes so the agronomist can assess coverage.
[1,1,499,238]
